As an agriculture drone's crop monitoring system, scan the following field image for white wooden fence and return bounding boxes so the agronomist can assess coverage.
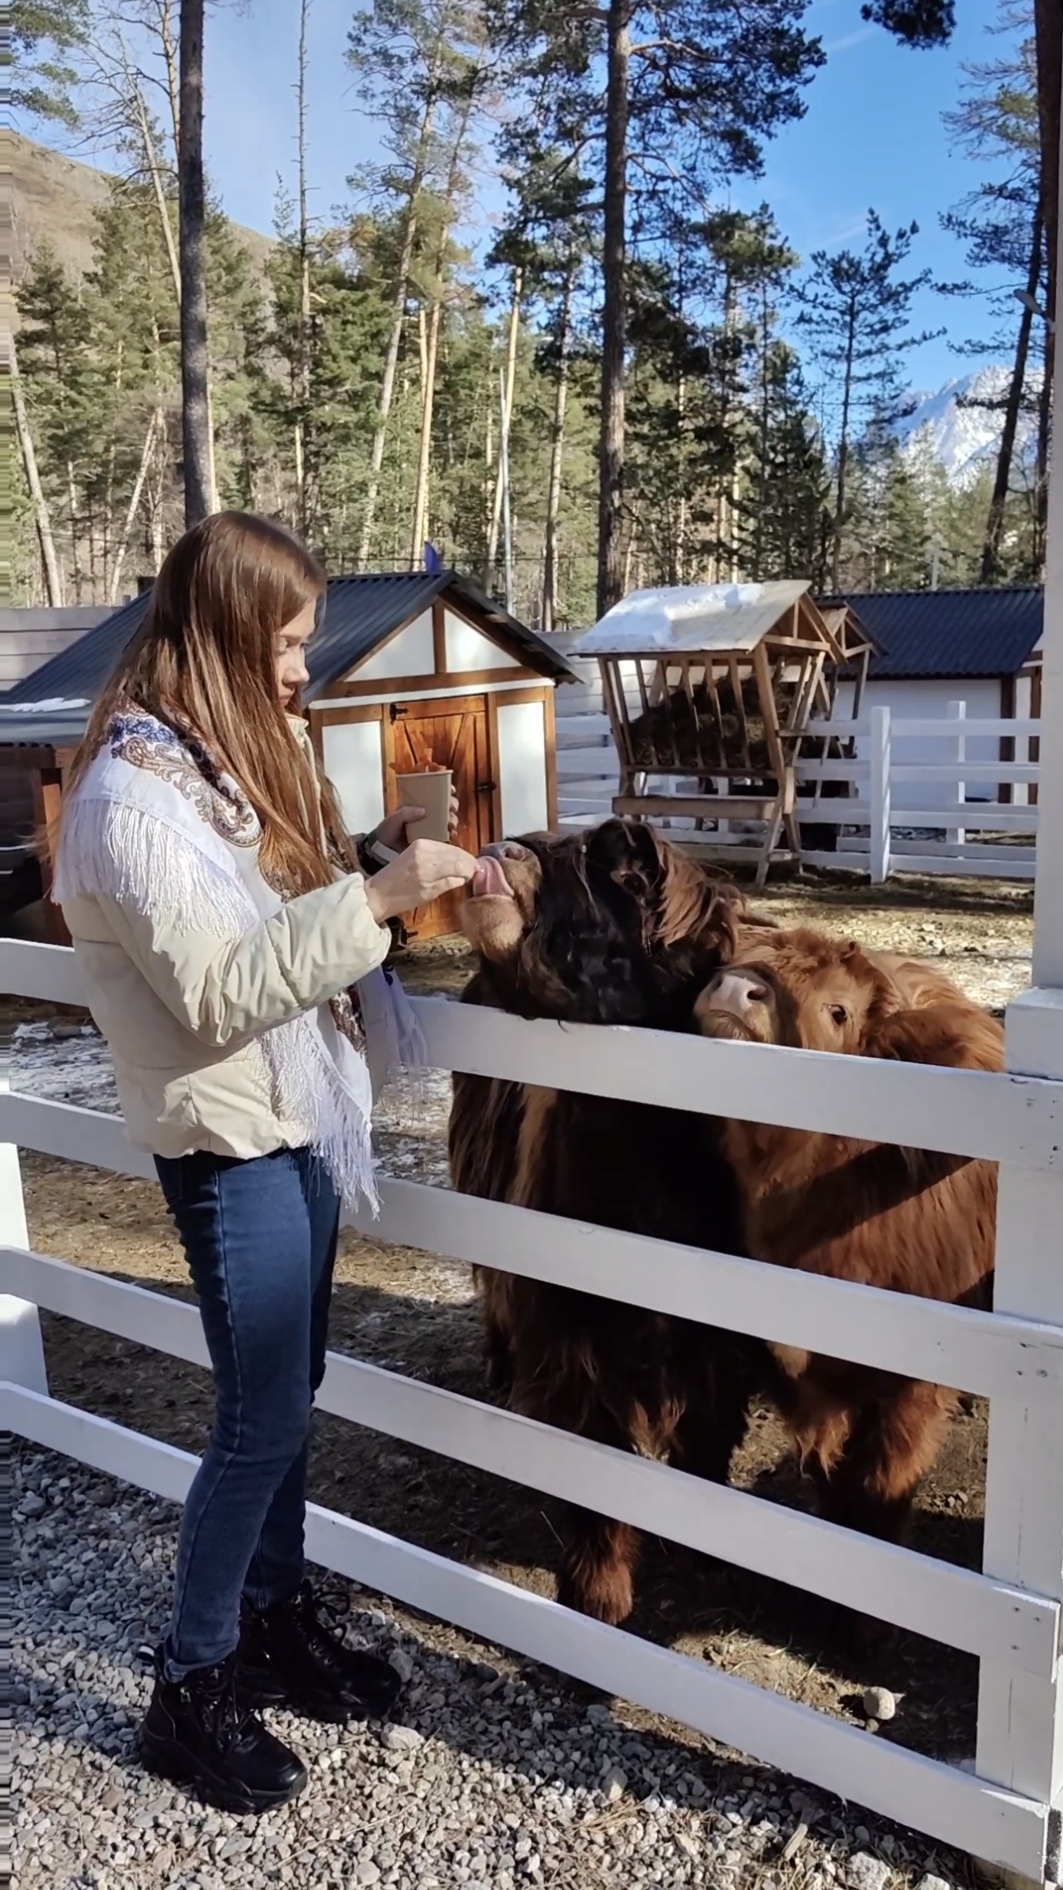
[6,938,1063,1881]
[554,656,1040,883]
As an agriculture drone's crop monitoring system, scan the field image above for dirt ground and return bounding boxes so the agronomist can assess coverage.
[13,868,1035,1781]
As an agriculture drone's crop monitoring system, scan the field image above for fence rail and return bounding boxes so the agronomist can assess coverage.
[4,939,1063,1881]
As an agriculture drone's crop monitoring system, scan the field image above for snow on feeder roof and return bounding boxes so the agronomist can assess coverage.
[572,579,873,888]
[575,581,818,658]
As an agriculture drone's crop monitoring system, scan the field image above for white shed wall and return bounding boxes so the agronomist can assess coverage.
[834,676,1004,812]
[320,720,386,836]
[498,698,549,836]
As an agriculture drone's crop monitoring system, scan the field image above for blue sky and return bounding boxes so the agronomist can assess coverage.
[195,0,1008,392]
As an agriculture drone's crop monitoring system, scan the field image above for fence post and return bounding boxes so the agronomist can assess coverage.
[974,996,1063,1865]
[947,699,966,848]
[868,704,891,884]
[0,1023,46,1395]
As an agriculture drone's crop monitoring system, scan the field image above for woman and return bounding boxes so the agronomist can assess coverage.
[52,512,477,1815]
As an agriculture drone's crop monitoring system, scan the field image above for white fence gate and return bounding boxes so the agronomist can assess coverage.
[553,651,1040,883]
[6,933,1063,1880]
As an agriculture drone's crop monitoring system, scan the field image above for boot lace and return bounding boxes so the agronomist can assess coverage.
[182,1660,251,1750]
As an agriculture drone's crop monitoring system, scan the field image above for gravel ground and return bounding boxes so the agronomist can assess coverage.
[14,1447,973,1890]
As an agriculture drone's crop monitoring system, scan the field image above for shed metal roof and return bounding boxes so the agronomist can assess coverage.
[1,570,575,710]
[819,586,1042,680]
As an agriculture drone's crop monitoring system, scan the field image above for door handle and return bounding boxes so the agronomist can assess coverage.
[477,781,496,794]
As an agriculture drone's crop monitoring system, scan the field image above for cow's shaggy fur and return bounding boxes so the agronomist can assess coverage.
[695,926,1002,1546]
[449,820,764,1625]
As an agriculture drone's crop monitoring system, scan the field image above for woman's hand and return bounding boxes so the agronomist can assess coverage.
[376,785,460,850]
[364,838,477,923]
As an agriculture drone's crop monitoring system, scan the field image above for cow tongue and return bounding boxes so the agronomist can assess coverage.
[472,855,513,898]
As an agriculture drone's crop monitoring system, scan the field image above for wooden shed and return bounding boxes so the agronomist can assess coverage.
[574,580,876,884]
[0,571,576,944]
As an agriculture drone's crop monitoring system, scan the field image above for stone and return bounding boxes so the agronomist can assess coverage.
[383,1725,425,1754]
[861,1688,897,1724]
[601,1768,627,1805]
[848,1854,891,1890]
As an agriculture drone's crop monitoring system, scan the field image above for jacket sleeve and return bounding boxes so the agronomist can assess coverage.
[58,792,393,1049]
[92,870,391,1049]
[91,866,392,1049]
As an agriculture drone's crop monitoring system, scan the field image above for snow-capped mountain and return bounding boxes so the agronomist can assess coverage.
[894,366,1039,487]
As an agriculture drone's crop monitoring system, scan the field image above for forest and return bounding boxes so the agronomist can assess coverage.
[6,0,1057,628]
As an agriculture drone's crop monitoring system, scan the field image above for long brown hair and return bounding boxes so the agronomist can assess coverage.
[61,511,350,894]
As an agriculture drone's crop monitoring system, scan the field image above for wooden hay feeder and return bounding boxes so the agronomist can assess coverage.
[576,582,875,885]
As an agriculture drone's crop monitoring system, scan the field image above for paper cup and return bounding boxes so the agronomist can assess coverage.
[394,768,453,844]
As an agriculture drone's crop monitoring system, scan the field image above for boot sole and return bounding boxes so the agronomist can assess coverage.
[139,1727,308,1815]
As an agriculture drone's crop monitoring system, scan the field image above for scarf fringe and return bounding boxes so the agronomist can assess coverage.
[54,795,256,939]
[264,1014,380,1216]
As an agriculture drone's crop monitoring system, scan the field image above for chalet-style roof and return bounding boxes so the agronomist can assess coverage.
[819,586,1043,681]
[575,581,823,658]
[0,570,575,711]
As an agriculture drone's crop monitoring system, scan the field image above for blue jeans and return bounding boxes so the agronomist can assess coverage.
[154,1146,340,1680]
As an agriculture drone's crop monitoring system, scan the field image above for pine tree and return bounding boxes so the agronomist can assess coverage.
[862,0,1057,495]
[178,0,213,524]
[796,211,940,591]
[11,0,89,126]
[489,0,824,617]
[347,0,487,563]
[941,2,1046,579]
[736,344,829,581]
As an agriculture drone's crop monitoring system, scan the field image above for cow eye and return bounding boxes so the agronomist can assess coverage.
[829,1004,848,1025]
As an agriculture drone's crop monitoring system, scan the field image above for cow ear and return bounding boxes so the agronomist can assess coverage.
[840,939,860,962]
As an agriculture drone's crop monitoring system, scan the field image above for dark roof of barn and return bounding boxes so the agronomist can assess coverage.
[0,571,576,708]
[818,586,1043,681]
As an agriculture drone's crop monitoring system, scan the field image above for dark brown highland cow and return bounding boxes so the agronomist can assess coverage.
[449,819,767,1626]
[695,926,1002,1547]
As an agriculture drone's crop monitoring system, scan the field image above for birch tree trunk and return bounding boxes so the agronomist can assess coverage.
[109,408,161,602]
[486,267,522,586]
[541,269,572,634]
[408,76,481,568]
[10,340,63,605]
[358,72,442,567]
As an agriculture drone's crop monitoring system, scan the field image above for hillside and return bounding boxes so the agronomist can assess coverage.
[10,133,273,313]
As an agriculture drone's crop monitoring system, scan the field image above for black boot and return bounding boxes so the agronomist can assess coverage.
[238,1581,403,1724]
[139,1647,307,1814]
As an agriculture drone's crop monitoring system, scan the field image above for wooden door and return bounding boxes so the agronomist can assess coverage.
[386,693,494,940]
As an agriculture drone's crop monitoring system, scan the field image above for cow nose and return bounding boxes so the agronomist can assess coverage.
[696,971,768,1025]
